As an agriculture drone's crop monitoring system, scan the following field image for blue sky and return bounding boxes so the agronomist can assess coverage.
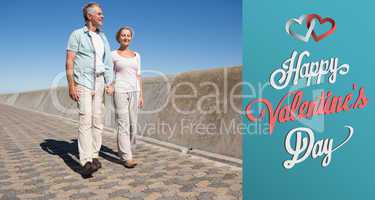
[0,0,241,93]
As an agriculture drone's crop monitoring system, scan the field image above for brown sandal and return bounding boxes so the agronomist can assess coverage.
[123,159,137,168]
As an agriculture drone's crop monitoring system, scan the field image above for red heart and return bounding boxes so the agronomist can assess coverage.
[306,14,336,42]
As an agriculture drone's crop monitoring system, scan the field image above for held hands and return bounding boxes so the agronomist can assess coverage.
[105,85,114,96]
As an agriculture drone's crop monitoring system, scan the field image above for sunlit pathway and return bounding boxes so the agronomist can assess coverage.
[0,104,242,200]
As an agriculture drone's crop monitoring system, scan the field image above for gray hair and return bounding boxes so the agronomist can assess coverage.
[82,2,101,22]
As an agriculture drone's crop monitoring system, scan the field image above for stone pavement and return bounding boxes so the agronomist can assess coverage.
[0,104,242,200]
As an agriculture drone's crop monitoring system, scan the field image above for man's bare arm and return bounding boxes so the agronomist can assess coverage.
[66,51,79,101]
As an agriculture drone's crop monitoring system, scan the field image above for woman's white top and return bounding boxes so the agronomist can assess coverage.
[112,50,141,92]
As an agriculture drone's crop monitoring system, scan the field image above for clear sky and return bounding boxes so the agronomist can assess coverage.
[0,0,241,94]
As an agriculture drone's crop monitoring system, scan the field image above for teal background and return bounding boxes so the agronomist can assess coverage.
[243,0,375,199]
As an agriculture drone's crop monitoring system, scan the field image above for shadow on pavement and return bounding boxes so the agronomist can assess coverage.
[40,139,86,178]
[40,139,125,178]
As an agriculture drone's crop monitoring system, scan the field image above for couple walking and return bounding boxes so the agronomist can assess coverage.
[65,2,142,176]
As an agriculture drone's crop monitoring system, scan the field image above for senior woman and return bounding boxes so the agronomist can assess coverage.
[112,26,143,168]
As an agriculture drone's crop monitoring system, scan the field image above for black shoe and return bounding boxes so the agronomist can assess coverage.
[92,158,102,171]
[81,162,95,178]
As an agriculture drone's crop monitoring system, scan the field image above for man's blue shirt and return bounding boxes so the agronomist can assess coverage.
[67,26,113,90]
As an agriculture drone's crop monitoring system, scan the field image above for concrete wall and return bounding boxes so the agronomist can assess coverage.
[0,66,242,158]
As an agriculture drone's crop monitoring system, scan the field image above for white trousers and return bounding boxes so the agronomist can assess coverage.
[77,76,105,166]
[114,91,139,161]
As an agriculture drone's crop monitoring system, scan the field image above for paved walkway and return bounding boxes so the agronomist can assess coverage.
[0,104,242,200]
